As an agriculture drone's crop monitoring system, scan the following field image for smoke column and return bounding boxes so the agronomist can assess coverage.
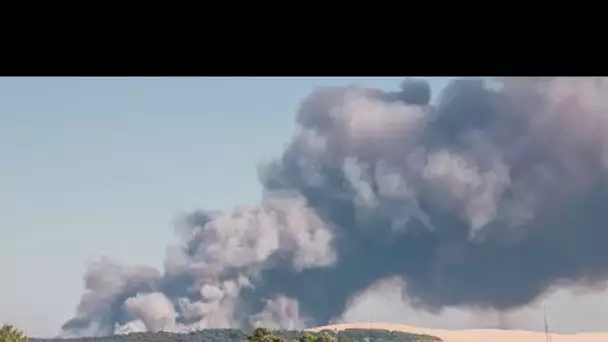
[61,77,608,337]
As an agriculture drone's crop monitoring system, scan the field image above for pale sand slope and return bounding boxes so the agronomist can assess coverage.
[309,323,608,342]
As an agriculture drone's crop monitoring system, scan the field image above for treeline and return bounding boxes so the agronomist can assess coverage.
[30,327,442,342]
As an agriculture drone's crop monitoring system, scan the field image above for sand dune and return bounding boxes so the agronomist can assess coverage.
[309,323,608,342]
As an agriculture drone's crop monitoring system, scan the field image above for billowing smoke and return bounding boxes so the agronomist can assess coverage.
[61,77,608,337]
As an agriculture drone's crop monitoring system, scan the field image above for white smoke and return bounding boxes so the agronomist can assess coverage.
[110,194,336,335]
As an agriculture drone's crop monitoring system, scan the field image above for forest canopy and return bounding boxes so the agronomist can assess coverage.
[30,328,442,342]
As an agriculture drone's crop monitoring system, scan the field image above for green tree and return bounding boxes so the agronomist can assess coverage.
[298,331,337,342]
[298,332,317,342]
[245,327,284,342]
[316,332,335,342]
[0,324,29,342]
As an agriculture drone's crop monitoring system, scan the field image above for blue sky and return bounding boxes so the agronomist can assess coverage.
[0,77,452,337]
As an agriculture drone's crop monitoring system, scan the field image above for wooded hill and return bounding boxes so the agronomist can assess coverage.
[31,327,442,342]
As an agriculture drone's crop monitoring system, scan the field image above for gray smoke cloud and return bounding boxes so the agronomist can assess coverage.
[61,77,608,337]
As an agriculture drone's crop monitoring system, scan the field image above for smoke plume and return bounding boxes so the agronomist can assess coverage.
[61,77,608,337]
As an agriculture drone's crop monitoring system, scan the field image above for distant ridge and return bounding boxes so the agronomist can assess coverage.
[309,323,608,342]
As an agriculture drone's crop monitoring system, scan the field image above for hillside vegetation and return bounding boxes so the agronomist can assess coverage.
[30,327,441,342]
[1,324,29,342]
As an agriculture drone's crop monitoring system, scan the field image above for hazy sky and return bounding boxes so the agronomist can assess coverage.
[0,77,452,337]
